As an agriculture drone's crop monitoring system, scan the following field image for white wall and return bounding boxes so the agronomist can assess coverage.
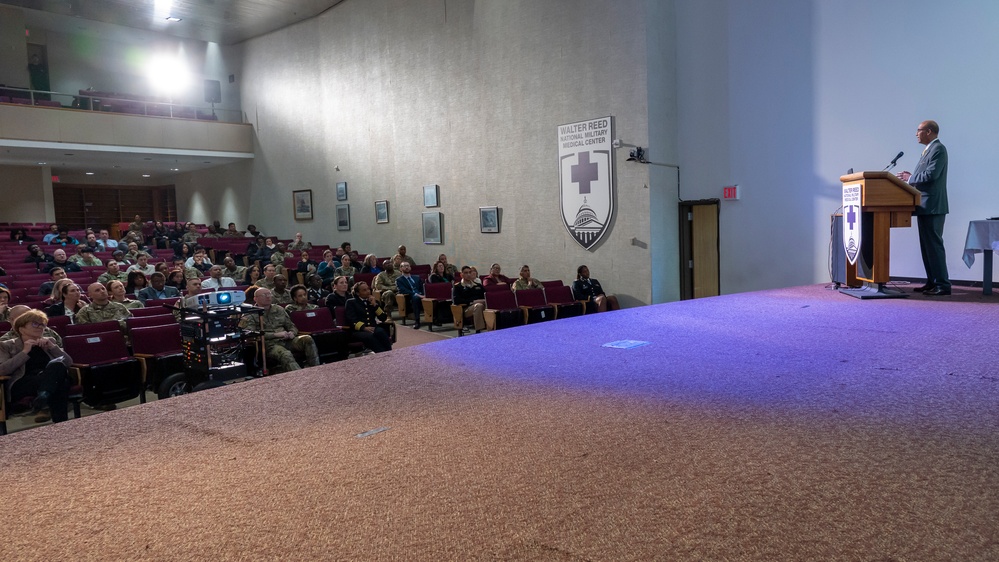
[676,0,999,293]
[240,0,661,305]
[174,160,254,228]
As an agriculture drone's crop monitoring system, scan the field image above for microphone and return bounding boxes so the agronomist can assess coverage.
[883,151,903,171]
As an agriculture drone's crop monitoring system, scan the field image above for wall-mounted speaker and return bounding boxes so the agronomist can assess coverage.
[204,79,222,104]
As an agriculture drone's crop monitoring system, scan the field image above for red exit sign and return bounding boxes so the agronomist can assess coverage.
[722,185,740,200]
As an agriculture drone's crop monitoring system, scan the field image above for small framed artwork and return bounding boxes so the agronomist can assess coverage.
[293,190,313,221]
[375,200,389,224]
[336,182,348,201]
[479,206,499,233]
[423,184,439,208]
[422,211,443,244]
[336,204,350,231]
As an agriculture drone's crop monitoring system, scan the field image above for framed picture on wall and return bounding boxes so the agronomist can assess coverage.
[293,190,313,221]
[422,211,443,244]
[375,200,389,224]
[479,206,499,233]
[423,184,439,207]
[336,204,350,231]
[336,182,348,201]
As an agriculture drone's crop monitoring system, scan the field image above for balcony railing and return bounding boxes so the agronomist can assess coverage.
[0,86,244,124]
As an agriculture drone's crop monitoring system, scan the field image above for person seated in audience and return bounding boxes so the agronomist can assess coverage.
[45,280,86,321]
[123,241,141,262]
[107,280,143,309]
[204,224,223,239]
[67,243,88,266]
[269,242,290,273]
[173,242,193,263]
[96,260,128,286]
[285,284,316,313]
[270,275,293,306]
[155,262,170,276]
[96,228,118,251]
[325,276,351,310]
[112,249,129,267]
[396,245,416,267]
[75,246,103,268]
[41,224,60,244]
[259,237,277,263]
[172,277,203,321]
[125,270,148,297]
[0,285,10,322]
[119,230,143,249]
[202,265,237,290]
[317,249,338,288]
[395,261,425,329]
[75,282,131,329]
[243,265,262,287]
[333,253,357,287]
[126,252,156,277]
[182,222,201,245]
[344,282,393,353]
[429,260,454,284]
[237,288,319,373]
[165,268,186,291]
[295,250,318,280]
[44,249,81,274]
[24,243,52,267]
[245,224,261,238]
[150,221,170,249]
[223,222,242,238]
[0,309,74,424]
[1,305,62,346]
[256,264,278,289]
[438,254,459,280]
[512,265,543,291]
[305,274,330,305]
[572,265,620,312]
[339,242,359,263]
[38,267,67,297]
[246,236,271,266]
[482,263,512,287]
[452,265,487,333]
[360,254,381,274]
[184,245,213,267]
[217,256,243,280]
[10,228,35,243]
[288,232,313,251]
[50,228,78,247]
[184,251,212,279]
[137,272,181,304]
[168,221,187,248]
[373,259,400,314]
[83,232,101,252]
[127,214,145,237]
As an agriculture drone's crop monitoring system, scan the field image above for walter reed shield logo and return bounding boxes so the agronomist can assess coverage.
[558,116,614,250]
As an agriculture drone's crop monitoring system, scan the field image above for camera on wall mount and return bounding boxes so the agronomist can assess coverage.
[626,146,648,164]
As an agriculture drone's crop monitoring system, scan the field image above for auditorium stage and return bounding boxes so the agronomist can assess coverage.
[1,284,997,560]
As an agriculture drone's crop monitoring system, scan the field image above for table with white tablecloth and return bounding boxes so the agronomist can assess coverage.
[962,220,999,295]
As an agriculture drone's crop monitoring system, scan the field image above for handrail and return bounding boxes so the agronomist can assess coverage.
[0,86,244,124]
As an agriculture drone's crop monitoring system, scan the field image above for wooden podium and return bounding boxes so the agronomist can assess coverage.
[838,171,920,297]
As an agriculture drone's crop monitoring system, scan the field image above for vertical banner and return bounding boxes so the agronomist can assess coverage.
[842,182,862,265]
[558,116,614,250]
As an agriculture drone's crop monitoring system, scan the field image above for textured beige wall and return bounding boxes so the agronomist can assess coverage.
[240,0,665,305]
[0,165,51,223]
[0,6,28,89]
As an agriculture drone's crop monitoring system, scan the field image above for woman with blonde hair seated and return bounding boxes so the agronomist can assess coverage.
[0,309,73,423]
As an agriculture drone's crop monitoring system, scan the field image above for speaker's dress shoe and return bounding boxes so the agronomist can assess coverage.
[924,287,951,296]
[914,284,933,293]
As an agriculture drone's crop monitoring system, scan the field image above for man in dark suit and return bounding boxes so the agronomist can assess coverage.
[899,120,950,296]
[137,272,181,304]
[395,261,425,329]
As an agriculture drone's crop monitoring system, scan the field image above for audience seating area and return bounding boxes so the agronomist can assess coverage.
[0,220,615,433]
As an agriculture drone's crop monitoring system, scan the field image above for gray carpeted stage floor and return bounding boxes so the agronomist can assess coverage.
[1,284,997,561]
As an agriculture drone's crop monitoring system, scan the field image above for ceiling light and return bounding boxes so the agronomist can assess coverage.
[85,172,95,175]
[142,174,151,178]
[37,162,46,165]
[170,168,179,171]
[165,16,182,22]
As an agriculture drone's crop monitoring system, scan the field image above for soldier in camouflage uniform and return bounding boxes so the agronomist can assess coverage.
[97,260,129,286]
[270,275,293,306]
[373,260,401,314]
[255,264,277,290]
[75,283,131,330]
[238,288,318,373]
